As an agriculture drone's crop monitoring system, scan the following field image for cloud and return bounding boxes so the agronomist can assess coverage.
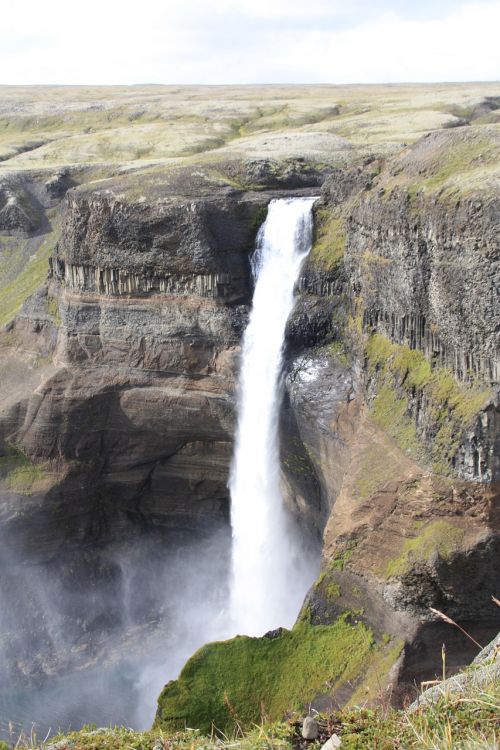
[0,0,499,84]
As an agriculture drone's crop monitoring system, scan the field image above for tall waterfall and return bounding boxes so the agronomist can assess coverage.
[229,197,317,636]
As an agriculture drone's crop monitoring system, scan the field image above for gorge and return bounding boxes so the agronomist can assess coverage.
[0,83,498,741]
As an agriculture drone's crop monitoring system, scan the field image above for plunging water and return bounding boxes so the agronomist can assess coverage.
[229,197,318,636]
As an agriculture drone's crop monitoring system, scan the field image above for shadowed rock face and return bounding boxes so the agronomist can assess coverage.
[55,189,268,303]
[347,190,500,384]
[0,182,263,694]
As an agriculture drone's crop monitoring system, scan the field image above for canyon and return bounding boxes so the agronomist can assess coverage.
[0,83,498,735]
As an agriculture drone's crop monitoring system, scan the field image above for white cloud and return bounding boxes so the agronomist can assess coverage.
[1,0,499,84]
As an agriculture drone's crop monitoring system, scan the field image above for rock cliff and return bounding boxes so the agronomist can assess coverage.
[156,128,499,730]
[0,91,498,734]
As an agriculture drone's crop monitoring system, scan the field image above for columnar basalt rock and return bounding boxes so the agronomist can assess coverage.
[55,261,238,300]
[347,194,499,385]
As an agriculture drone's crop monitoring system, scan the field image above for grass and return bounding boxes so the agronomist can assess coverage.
[385,520,466,577]
[337,679,500,749]
[21,673,499,750]
[379,123,500,200]
[365,333,493,471]
[310,208,346,273]
[155,617,375,734]
[0,446,47,494]
[1,83,498,170]
[0,217,60,327]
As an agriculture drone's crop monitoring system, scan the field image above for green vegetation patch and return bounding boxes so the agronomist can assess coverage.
[416,135,496,194]
[347,641,404,707]
[385,520,465,578]
[0,241,51,327]
[381,126,500,200]
[370,383,422,460]
[365,333,493,472]
[338,676,500,749]
[155,618,375,734]
[31,672,500,750]
[310,208,346,273]
[0,447,47,494]
[0,216,61,327]
[46,294,61,325]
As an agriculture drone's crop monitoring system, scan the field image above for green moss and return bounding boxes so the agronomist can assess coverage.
[0,219,60,327]
[311,565,342,604]
[155,617,375,734]
[365,334,492,471]
[0,447,47,494]
[310,208,346,273]
[0,243,51,327]
[324,582,341,600]
[327,542,357,573]
[370,383,422,459]
[31,672,500,750]
[365,334,393,370]
[385,520,465,577]
[415,136,494,193]
[46,295,61,326]
[347,641,404,707]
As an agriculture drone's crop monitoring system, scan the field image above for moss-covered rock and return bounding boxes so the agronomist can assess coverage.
[365,333,493,476]
[384,519,466,577]
[0,445,47,495]
[310,208,346,274]
[155,618,377,734]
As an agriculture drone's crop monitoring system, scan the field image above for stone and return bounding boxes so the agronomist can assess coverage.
[321,735,342,750]
[301,716,319,740]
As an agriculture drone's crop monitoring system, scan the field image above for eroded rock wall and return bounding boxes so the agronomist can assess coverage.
[346,189,499,384]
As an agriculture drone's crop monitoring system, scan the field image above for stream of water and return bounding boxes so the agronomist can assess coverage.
[229,197,318,636]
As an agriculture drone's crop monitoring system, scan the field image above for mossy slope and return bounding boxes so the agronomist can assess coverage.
[155,618,376,734]
[365,333,492,473]
[0,446,47,494]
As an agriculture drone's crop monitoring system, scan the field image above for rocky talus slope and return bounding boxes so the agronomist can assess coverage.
[0,86,498,734]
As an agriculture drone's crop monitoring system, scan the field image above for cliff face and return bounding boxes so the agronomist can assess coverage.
[343,134,499,483]
[156,131,499,730]
[0,165,328,706]
[286,130,500,707]
[0,175,262,698]
[2,178,268,547]
[0,125,499,730]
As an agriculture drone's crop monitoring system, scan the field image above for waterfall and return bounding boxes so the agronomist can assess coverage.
[229,197,318,636]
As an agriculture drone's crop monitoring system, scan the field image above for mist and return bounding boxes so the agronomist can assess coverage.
[0,525,232,739]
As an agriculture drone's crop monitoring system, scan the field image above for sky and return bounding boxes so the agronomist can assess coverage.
[2,0,500,85]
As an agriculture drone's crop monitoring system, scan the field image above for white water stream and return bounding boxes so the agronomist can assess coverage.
[229,197,318,636]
